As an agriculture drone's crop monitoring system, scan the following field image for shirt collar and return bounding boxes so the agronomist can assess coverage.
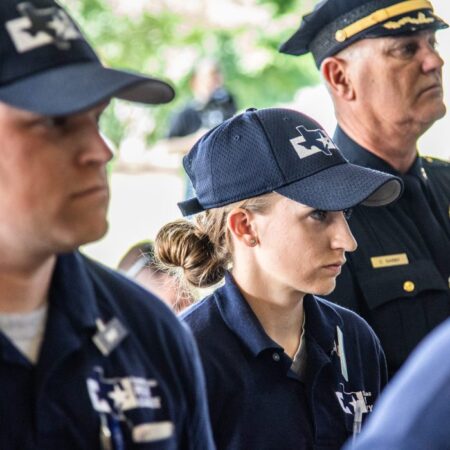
[405,156,426,180]
[333,126,403,175]
[303,295,343,356]
[49,251,99,330]
[215,273,343,358]
[215,272,281,356]
[334,126,426,182]
[0,252,99,364]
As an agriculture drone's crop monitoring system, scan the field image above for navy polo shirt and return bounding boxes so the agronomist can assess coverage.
[326,127,450,377]
[0,252,214,450]
[181,273,387,450]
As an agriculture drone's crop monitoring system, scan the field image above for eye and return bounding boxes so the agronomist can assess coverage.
[390,41,418,59]
[400,42,418,57]
[44,116,70,128]
[343,208,353,220]
[310,210,328,222]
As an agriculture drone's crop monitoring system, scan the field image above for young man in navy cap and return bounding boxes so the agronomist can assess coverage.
[280,0,450,377]
[0,1,214,449]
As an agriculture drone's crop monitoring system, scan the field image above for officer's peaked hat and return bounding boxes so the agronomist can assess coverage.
[280,0,448,67]
[0,0,174,115]
[178,108,402,216]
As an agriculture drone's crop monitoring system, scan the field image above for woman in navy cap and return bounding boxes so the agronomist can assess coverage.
[155,107,402,450]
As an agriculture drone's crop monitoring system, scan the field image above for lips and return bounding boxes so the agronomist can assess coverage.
[325,260,346,267]
[420,82,443,95]
[72,185,109,199]
[322,259,346,274]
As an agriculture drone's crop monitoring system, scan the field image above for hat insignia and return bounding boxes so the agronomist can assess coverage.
[5,2,80,53]
[383,11,435,29]
[289,125,335,159]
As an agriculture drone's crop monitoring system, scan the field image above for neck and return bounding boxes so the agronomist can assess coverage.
[0,255,56,313]
[231,267,305,358]
[336,110,419,174]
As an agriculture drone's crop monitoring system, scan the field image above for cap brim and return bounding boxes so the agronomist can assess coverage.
[0,62,175,116]
[279,11,448,59]
[275,163,403,210]
[279,30,310,56]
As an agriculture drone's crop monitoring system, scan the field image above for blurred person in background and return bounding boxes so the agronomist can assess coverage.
[155,107,403,449]
[280,0,450,377]
[167,58,237,140]
[164,58,237,198]
[0,0,214,448]
[118,241,193,312]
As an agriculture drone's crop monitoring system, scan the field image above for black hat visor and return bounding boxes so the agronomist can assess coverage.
[0,61,175,116]
[276,162,403,210]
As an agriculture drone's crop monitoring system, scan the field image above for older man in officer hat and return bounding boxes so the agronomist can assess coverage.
[280,0,450,377]
[0,0,214,448]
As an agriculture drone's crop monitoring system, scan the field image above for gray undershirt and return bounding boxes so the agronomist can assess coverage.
[0,304,48,364]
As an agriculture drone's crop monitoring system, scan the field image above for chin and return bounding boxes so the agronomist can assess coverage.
[82,221,109,245]
[311,281,337,297]
[58,220,109,251]
[422,102,447,127]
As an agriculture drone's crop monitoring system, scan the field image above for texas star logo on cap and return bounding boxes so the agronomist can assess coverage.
[5,2,80,53]
[289,125,336,159]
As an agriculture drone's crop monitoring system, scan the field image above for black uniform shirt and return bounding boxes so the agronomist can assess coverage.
[327,126,450,377]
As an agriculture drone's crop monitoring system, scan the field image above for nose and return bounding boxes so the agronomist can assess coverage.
[77,126,114,166]
[422,44,444,74]
[330,213,358,253]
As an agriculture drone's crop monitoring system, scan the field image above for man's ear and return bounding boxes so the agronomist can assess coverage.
[227,208,258,247]
[321,56,355,101]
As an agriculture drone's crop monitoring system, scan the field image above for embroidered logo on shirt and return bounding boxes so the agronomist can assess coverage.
[335,383,373,416]
[87,367,174,443]
[289,125,335,159]
[87,367,162,418]
[5,2,80,53]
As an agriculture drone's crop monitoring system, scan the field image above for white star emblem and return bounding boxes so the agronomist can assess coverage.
[108,384,130,410]
[316,132,336,150]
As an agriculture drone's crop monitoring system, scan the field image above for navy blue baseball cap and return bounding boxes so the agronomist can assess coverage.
[178,108,403,216]
[279,0,448,67]
[0,0,174,115]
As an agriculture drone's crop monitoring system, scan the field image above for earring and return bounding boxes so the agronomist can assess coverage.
[249,238,257,246]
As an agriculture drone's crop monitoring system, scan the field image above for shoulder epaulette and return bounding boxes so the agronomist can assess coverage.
[422,155,450,168]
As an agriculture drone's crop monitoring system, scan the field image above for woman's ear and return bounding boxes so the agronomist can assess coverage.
[227,208,258,247]
[321,56,355,101]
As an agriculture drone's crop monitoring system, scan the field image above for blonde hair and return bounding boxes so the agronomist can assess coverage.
[155,193,278,288]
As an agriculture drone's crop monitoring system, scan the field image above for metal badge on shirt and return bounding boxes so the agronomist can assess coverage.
[93,317,128,356]
[370,253,409,269]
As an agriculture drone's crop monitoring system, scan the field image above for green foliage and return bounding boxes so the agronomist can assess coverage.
[60,0,319,150]
[257,0,301,16]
